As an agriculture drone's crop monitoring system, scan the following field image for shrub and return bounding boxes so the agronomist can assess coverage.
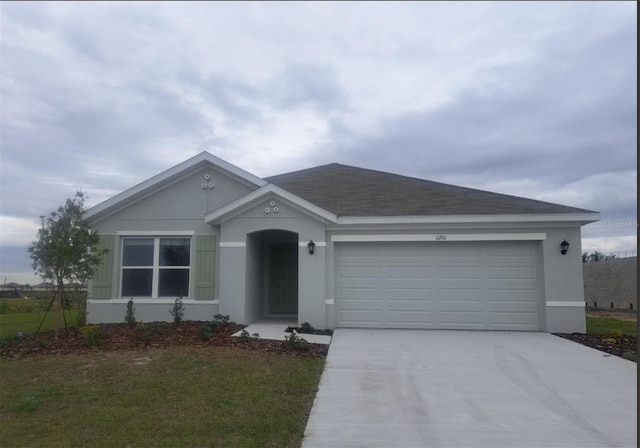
[299,322,314,333]
[0,302,11,314]
[199,325,212,340]
[239,329,251,339]
[169,297,184,325]
[284,331,309,350]
[79,325,103,347]
[13,304,35,313]
[124,298,136,326]
[75,295,87,327]
[610,328,624,339]
[213,314,230,324]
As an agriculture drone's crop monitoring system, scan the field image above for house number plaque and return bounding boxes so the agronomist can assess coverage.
[435,234,447,241]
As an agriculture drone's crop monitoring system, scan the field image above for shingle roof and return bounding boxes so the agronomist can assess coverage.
[265,163,596,217]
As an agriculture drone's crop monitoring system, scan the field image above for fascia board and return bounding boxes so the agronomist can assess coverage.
[205,184,338,224]
[85,152,266,222]
[336,213,600,226]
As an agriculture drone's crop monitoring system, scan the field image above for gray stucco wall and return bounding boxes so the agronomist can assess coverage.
[86,165,257,324]
[583,257,637,310]
[217,196,328,328]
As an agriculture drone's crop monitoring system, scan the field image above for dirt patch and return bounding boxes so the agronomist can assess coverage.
[586,309,637,322]
[0,321,329,360]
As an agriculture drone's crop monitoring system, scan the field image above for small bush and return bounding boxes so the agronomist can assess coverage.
[0,334,20,348]
[239,329,251,339]
[79,325,103,347]
[299,322,314,333]
[169,297,184,325]
[213,314,230,324]
[0,302,11,314]
[199,325,212,340]
[75,298,87,328]
[124,299,136,326]
[284,331,309,350]
[13,304,35,313]
[610,328,624,339]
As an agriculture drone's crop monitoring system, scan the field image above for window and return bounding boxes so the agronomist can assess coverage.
[121,237,191,297]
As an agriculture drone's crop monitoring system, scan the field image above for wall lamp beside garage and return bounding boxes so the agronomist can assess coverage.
[560,239,570,255]
[308,240,316,255]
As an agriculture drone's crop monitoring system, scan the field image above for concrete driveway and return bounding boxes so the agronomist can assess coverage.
[302,329,637,448]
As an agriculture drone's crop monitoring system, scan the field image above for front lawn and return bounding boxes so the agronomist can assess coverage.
[0,311,73,338]
[0,346,325,448]
[586,316,637,336]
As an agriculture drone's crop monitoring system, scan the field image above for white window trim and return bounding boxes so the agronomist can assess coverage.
[120,236,192,298]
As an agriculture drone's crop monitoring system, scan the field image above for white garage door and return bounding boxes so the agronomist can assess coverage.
[336,241,542,330]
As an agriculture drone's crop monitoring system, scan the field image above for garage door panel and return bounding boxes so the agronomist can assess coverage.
[339,266,381,278]
[487,280,536,291]
[387,279,433,290]
[336,242,541,330]
[490,311,537,326]
[437,266,484,278]
[388,311,434,324]
[437,288,483,300]
[387,266,432,278]
[489,289,535,302]
[339,288,381,300]
[339,310,382,326]
[387,298,434,311]
[488,266,534,279]
[387,289,434,301]
[339,301,383,311]
[438,311,484,325]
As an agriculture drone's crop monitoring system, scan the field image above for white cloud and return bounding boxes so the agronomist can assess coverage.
[0,215,40,247]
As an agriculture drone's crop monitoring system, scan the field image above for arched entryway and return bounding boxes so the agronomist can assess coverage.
[246,229,299,320]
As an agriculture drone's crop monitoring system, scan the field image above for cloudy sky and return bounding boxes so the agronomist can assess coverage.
[1,1,637,284]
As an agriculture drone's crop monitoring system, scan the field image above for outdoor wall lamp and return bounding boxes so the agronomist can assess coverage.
[307,240,316,255]
[560,239,570,255]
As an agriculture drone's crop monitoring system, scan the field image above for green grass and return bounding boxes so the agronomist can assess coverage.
[586,316,637,336]
[1,346,325,447]
[0,310,79,338]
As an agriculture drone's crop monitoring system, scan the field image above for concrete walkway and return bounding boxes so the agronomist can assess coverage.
[302,329,637,448]
[232,319,332,344]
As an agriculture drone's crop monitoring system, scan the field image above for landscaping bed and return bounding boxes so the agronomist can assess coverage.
[553,332,637,362]
[0,320,329,360]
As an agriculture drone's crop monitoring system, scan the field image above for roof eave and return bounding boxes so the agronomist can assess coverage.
[336,212,601,226]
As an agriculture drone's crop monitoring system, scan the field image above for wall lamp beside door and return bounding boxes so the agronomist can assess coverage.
[307,240,316,255]
[560,239,570,255]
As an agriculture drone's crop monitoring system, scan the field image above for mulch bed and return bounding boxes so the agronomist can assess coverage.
[0,321,329,360]
[553,333,637,362]
[2,321,635,362]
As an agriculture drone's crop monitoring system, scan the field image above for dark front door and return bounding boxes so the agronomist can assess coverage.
[268,244,298,314]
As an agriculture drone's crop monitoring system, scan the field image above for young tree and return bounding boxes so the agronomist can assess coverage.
[28,191,107,336]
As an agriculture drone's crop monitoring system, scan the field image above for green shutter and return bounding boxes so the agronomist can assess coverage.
[195,235,216,299]
[92,235,114,300]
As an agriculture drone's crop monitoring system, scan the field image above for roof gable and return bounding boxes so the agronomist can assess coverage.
[86,152,266,222]
[205,184,338,224]
[266,163,598,218]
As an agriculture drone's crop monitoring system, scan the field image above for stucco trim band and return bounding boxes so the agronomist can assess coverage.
[331,233,546,243]
[546,301,586,307]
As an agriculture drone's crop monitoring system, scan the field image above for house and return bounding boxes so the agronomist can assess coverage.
[85,152,599,333]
